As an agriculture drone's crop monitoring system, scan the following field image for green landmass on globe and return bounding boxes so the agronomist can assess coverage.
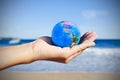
[52,21,81,47]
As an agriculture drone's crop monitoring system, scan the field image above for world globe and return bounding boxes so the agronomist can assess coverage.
[52,21,81,47]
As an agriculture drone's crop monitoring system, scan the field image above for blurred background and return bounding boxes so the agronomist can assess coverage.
[0,0,120,39]
[0,0,120,72]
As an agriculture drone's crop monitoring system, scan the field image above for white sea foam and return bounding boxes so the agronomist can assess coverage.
[84,48,120,55]
[9,38,21,44]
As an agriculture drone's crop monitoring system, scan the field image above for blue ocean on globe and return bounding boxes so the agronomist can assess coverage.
[51,21,81,47]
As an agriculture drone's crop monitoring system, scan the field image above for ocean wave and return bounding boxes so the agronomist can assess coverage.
[9,38,21,44]
[84,48,120,55]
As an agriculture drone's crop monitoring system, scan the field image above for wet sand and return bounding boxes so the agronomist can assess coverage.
[0,71,120,80]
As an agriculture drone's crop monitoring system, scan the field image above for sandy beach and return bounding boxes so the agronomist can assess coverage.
[0,71,120,80]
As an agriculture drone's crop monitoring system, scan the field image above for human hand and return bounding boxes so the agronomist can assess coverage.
[31,32,97,63]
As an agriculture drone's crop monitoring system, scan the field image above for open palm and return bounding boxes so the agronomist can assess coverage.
[32,32,97,63]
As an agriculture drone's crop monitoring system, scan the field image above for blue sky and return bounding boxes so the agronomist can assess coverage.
[0,0,120,39]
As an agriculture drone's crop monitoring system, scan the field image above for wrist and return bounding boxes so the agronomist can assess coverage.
[21,42,34,64]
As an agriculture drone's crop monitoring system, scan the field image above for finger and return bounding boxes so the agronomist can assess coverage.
[79,32,90,43]
[80,32,96,43]
[85,32,96,40]
[83,32,97,43]
[81,32,93,41]
[78,42,95,51]
[70,42,95,55]
[66,42,95,63]
[80,32,90,39]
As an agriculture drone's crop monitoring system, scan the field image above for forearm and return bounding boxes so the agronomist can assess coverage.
[0,43,33,70]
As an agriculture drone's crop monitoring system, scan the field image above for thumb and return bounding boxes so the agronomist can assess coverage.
[79,41,95,50]
[70,41,95,54]
[65,42,95,63]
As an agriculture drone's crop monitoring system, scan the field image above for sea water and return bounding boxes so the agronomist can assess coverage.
[0,39,120,72]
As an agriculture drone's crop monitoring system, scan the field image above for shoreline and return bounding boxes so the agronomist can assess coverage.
[0,71,120,80]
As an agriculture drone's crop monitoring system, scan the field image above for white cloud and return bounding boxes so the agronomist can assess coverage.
[82,10,108,19]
